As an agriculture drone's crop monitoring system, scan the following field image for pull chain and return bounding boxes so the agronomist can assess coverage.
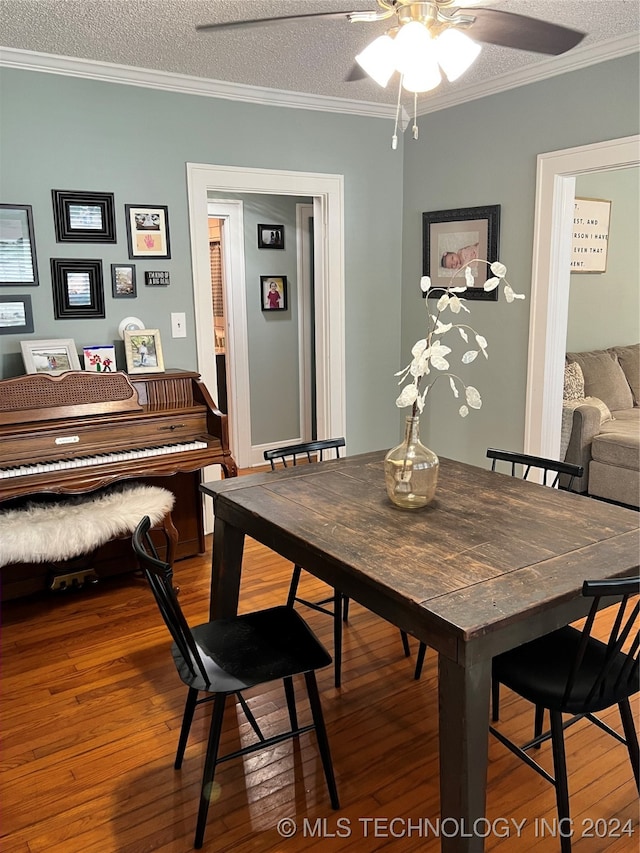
[391,75,403,150]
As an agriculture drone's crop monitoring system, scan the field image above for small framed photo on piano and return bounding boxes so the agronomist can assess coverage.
[124,328,164,374]
[21,338,81,375]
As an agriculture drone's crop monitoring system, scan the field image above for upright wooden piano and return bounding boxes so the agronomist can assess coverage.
[0,369,237,599]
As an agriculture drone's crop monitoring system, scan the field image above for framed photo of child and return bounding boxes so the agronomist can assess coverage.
[422,204,501,302]
[260,276,288,312]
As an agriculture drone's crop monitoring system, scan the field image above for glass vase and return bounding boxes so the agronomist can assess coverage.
[384,415,439,509]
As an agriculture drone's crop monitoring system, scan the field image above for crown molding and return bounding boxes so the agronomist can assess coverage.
[416,33,639,116]
[0,46,396,120]
[0,34,637,121]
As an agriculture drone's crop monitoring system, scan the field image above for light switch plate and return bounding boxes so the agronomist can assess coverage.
[171,312,186,338]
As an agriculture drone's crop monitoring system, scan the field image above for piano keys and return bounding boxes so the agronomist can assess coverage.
[0,368,237,599]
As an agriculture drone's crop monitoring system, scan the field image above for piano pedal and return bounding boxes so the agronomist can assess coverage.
[49,569,99,592]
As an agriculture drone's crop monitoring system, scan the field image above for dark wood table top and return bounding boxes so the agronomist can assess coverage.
[203,451,639,659]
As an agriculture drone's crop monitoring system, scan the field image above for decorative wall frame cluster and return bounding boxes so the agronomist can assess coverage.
[52,190,117,243]
[422,204,501,302]
[0,204,39,286]
[51,258,105,319]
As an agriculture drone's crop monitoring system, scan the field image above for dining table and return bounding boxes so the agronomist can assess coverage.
[200,451,640,853]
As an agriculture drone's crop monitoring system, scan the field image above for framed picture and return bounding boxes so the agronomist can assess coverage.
[0,294,34,335]
[20,338,81,374]
[571,197,611,273]
[0,204,39,286]
[51,258,105,319]
[258,224,284,249]
[125,204,171,259]
[52,190,116,243]
[111,264,137,298]
[83,344,117,372]
[145,270,170,286]
[124,329,164,374]
[422,204,501,301]
[260,276,288,311]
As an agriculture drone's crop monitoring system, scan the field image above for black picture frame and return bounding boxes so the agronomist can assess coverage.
[51,258,105,319]
[145,270,170,287]
[0,294,34,335]
[0,204,39,287]
[260,276,288,311]
[422,204,501,302]
[257,224,284,250]
[52,190,116,243]
[125,204,171,259]
[111,264,137,298]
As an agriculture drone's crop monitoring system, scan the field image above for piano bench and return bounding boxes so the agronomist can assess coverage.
[0,484,178,581]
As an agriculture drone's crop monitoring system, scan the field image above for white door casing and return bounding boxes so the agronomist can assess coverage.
[525,135,639,460]
[186,162,346,472]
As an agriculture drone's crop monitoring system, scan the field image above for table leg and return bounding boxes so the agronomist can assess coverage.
[210,515,245,619]
[438,655,491,853]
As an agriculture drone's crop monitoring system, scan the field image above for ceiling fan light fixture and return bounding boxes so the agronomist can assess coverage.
[355,34,396,88]
[402,60,441,93]
[435,28,482,82]
[393,21,434,76]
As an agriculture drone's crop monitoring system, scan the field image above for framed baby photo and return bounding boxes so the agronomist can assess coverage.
[257,224,284,249]
[422,204,500,301]
[260,276,287,311]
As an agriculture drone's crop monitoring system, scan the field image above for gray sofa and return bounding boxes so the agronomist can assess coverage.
[562,343,639,509]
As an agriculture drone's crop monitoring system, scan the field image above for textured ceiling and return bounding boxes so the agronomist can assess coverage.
[1,1,638,107]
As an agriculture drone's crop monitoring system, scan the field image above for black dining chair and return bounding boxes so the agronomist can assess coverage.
[264,438,411,687]
[490,576,639,853]
[132,515,339,850]
[412,449,585,682]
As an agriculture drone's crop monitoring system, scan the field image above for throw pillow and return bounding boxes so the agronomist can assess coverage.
[563,361,585,401]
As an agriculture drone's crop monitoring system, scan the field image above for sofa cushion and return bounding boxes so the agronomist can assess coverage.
[563,361,585,400]
[566,348,633,412]
[591,411,640,472]
[612,344,640,406]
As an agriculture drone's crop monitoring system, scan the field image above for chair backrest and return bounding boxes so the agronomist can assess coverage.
[564,577,639,712]
[264,437,346,470]
[486,448,584,490]
[132,516,210,685]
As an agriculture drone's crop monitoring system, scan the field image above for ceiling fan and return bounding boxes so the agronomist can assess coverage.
[197,1,585,145]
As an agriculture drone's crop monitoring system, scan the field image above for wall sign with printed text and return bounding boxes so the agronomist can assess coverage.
[571,197,611,273]
[145,270,170,287]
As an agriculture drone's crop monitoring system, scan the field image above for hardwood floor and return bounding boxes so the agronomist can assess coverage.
[1,535,638,852]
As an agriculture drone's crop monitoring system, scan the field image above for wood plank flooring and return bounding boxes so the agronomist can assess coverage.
[1,533,638,852]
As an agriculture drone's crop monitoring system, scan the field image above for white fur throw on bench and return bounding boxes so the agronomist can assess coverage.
[0,484,174,567]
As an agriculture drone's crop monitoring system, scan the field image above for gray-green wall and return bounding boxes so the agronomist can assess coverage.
[566,167,640,352]
[1,54,638,463]
[401,53,639,465]
[0,67,404,454]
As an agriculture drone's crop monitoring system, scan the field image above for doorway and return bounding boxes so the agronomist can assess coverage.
[524,135,639,460]
[187,163,346,472]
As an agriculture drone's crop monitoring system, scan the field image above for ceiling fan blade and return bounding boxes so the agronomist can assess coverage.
[196,11,368,32]
[457,8,586,55]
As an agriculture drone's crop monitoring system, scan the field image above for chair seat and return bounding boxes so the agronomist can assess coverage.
[493,625,637,715]
[171,606,332,694]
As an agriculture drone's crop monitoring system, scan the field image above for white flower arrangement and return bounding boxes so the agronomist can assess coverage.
[395,261,525,418]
